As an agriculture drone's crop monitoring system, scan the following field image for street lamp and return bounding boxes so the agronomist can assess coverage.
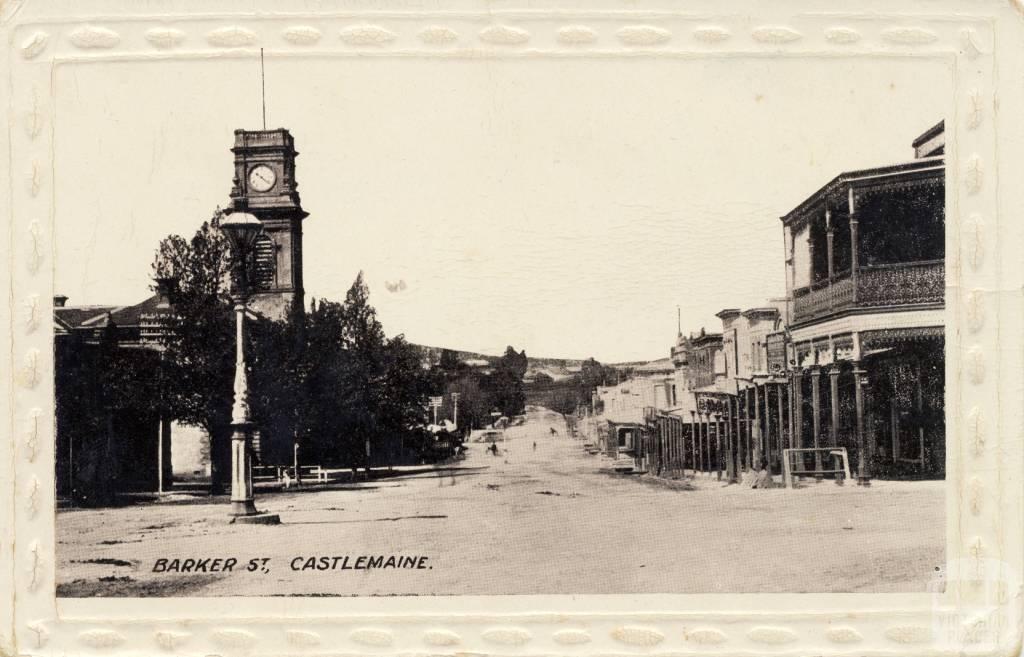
[220,211,280,524]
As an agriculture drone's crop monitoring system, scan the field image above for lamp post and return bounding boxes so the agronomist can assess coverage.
[220,211,280,524]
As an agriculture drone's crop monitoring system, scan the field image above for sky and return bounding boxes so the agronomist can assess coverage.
[53,55,950,362]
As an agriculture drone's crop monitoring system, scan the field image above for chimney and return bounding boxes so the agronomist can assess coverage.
[53,295,68,308]
[155,277,180,309]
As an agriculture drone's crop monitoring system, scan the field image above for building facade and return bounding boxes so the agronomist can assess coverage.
[54,286,174,501]
[780,121,945,482]
[642,122,944,487]
[710,306,790,478]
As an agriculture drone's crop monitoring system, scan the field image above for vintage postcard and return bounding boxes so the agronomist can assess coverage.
[2,0,1023,654]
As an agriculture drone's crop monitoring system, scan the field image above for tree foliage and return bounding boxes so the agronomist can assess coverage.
[523,357,619,417]
[151,209,237,492]
[486,346,528,417]
[290,276,434,468]
[151,214,437,490]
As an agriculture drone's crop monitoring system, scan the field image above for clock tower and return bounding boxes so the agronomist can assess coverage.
[227,128,309,322]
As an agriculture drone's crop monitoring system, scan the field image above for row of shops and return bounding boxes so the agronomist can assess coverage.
[593,120,947,485]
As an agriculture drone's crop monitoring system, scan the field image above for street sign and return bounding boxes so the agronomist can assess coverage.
[429,396,443,407]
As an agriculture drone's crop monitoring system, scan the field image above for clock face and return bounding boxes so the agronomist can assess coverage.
[248,165,277,193]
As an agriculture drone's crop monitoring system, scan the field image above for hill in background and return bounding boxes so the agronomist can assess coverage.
[416,345,667,382]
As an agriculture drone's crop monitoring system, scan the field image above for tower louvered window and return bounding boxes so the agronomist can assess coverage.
[252,234,276,291]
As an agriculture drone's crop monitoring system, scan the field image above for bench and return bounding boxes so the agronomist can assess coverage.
[252,464,329,487]
[252,465,281,484]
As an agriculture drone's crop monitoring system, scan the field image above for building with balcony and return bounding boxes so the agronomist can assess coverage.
[780,120,945,482]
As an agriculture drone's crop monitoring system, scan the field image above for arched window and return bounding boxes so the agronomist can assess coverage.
[252,234,276,291]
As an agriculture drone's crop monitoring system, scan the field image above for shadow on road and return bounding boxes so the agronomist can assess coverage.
[60,466,492,510]
[285,514,449,526]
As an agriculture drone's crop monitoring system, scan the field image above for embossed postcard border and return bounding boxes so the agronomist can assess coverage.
[2,0,1023,655]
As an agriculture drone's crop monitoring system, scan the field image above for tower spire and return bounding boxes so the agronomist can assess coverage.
[677,305,681,336]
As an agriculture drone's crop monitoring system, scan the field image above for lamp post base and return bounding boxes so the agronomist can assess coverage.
[231,514,281,525]
[230,499,258,516]
[230,501,281,525]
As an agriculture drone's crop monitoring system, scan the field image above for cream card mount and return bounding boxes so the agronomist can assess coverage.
[2,0,1023,655]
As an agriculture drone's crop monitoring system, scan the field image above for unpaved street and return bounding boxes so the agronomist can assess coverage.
[57,407,944,596]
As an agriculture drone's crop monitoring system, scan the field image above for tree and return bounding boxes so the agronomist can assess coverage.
[445,375,491,430]
[487,345,528,417]
[295,272,434,470]
[151,210,237,493]
[153,223,436,483]
[524,357,617,417]
[336,272,387,471]
[581,357,616,389]
[247,315,306,466]
[438,349,466,379]
[545,386,581,417]
[151,209,309,490]
[377,335,434,462]
[282,297,360,465]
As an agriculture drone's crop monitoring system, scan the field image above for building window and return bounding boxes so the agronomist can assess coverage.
[252,234,276,291]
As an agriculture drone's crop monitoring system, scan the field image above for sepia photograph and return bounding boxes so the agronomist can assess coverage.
[49,49,951,598]
[5,0,1024,652]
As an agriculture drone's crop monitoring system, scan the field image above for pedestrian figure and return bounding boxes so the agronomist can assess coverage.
[533,441,537,451]
[751,460,775,489]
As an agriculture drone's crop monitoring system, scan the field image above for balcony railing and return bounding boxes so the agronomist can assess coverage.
[858,260,945,307]
[792,259,944,324]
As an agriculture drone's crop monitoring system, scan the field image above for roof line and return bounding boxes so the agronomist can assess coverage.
[781,157,945,226]
[80,307,126,326]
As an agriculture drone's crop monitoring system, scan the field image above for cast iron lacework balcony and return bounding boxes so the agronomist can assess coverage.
[792,259,944,324]
[783,153,945,327]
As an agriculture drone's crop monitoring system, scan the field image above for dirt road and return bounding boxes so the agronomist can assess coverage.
[57,407,944,596]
